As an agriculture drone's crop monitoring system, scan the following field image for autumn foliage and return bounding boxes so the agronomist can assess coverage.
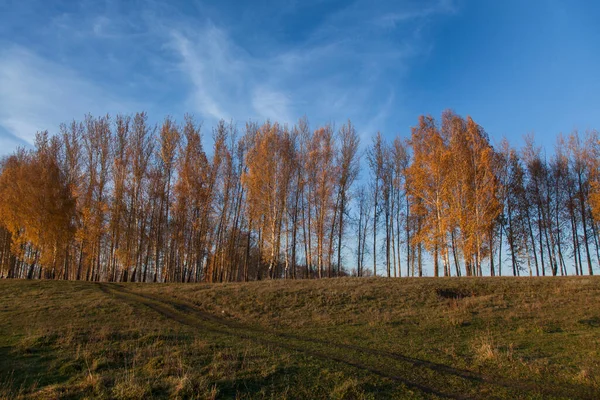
[0,112,599,281]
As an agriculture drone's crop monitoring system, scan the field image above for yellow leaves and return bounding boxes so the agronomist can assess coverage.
[243,122,292,218]
[159,117,181,169]
[407,111,500,263]
[587,136,600,223]
[590,182,600,222]
[0,148,76,269]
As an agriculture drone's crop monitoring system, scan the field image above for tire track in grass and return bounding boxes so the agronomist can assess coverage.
[98,283,470,399]
[98,283,594,400]
[111,284,594,399]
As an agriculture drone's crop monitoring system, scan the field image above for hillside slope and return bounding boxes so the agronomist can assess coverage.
[1,277,599,399]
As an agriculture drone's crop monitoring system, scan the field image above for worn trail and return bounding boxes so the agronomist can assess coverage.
[98,283,592,400]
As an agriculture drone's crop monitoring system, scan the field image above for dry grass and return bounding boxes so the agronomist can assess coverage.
[1,277,599,399]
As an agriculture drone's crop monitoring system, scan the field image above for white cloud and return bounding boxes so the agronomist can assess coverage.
[170,29,233,121]
[252,86,292,123]
[0,0,458,156]
[374,0,457,29]
[167,22,382,131]
[0,46,140,144]
[160,0,454,136]
[169,25,296,126]
[0,129,28,156]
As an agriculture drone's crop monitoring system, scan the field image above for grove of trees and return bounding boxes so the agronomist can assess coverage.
[1,110,599,282]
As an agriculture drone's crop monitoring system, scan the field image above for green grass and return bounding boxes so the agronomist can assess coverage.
[0,277,599,399]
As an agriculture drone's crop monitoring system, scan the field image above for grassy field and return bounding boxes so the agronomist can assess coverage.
[0,277,599,399]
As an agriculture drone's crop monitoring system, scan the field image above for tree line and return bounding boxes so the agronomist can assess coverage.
[1,110,599,282]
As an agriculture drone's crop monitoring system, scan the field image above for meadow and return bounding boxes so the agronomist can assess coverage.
[1,277,599,399]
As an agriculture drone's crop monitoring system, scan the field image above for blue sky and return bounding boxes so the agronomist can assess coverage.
[1,0,600,156]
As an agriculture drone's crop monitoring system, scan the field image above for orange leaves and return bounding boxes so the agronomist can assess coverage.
[243,122,295,266]
[407,111,500,274]
[0,145,75,269]
[407,115,451,254]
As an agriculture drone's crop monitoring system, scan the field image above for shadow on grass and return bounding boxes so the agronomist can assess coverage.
[0,344,72,396]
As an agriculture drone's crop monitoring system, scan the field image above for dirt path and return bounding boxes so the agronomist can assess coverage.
[97,283,593,400]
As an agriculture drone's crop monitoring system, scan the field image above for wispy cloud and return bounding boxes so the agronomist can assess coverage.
[0,127,30,155]
[163,6,427,131]
[374,0,457,29]
[252,86,292,124]
[171,29,230,121]
[0,46,141,146]
[168,24,297,126]
[0,0,457,154]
